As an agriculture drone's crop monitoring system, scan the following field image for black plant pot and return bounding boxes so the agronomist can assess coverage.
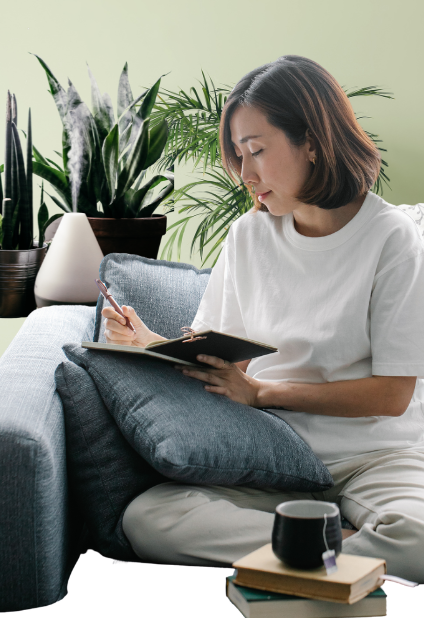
[45,214,168,259]
[0,241,48,318]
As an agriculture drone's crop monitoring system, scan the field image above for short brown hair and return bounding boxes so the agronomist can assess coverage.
[219,55,381,212]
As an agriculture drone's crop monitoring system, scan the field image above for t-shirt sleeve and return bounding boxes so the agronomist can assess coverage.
[190,228,248,339]
[371,251,424,378]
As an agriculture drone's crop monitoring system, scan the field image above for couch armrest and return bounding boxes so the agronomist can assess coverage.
[0,305,96,612]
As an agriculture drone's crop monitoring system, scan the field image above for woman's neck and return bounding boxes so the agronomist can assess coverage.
[292,194,367,237]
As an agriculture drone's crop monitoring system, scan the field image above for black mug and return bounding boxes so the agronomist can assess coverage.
[272,500,342,570]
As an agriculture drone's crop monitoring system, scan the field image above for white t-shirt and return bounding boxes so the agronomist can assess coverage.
[191,191,424,464]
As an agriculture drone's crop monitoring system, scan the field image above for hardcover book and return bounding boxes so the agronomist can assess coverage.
[232,543,386,605]
[226,574,387,618]
[82,330,278,367]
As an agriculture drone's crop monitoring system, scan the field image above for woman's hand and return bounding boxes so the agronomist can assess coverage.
[174,354,261,407]
[102,305,159,348]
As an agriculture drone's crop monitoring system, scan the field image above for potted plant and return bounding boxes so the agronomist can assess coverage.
[29,54,174,259]
[148,73,393,266]
[0,91,61,318]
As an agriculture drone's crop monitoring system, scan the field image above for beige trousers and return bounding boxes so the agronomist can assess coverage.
[122,447,424,582]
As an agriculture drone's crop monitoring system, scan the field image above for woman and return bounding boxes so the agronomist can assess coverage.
[102,55,424,581]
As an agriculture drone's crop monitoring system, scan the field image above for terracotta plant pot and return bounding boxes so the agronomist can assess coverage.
[87,214,167,258]
[0,241,48,318]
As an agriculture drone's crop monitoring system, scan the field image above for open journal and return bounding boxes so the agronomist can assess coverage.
[81,329,278,368]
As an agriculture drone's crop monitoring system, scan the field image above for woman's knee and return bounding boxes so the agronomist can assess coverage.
[345,508,424,582]
[122,482,211,563]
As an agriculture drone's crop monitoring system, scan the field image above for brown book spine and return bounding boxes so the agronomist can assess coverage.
[349,566,387,604]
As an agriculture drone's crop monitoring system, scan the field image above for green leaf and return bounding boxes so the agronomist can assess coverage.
[64,79,98,209]
[40,213,63,247]
[144,119,168,169]
[1,198,13,248]
[32,145,50,166]
[37,200,49,248]
[32,161,72,209]
[116,118,150,197]
[0,167,3,214]
[117,62,134,137]
[86,62,114,145]
[117,90,150,123]
[118,122,133,160]
[62,127,71,176]
[26,109,34,249]
[41,186,71,213]
[133,169,146,191]
[30,54,69,123]
[44,157,62,172]
[159,216,192,261]
[140,76,162,120]
[102,123,120,204]
[138,176,174,217]
[11,198,21,249]
[11,122,32,249]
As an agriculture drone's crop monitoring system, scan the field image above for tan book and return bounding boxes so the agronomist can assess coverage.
[232,543,386,605]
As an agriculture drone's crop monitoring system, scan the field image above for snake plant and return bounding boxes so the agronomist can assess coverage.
[149,72,393,266]
[29,54,174,220]
[0,91,60,250]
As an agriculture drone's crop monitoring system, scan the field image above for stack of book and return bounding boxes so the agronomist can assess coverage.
[226,543,387,618]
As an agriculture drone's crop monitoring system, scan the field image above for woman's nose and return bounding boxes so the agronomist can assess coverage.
[240,161,258,186]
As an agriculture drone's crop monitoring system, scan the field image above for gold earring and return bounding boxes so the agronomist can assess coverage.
[312,156,316,165]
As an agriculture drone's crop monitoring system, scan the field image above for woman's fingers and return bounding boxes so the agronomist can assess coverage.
[187,369,215,382]
[195,354,230,368]
[102,306,125,322]
[102,307,134,336]
[103,317,135,337]
[105,327,135,341]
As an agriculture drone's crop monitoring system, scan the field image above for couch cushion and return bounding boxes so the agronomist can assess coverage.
[62,343,334,492]
[54,360,168,561]
[93,254,212,343]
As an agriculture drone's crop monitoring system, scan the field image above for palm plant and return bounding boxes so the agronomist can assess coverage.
[0,91,58,250]
[147,73,393,267]
[30,54,174,222]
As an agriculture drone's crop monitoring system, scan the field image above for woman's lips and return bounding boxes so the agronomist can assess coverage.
[257,191,271,201]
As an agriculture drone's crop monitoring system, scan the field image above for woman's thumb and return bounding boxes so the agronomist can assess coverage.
[123,305,141,324]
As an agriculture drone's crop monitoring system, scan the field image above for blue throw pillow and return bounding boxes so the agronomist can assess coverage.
[54,359,168,561]
[62,343,334,492]
[93,254,212,343]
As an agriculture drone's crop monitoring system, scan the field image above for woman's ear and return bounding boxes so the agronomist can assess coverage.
[305,128,317,159]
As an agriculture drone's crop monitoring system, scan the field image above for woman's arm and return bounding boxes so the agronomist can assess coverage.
[256,375,417,418]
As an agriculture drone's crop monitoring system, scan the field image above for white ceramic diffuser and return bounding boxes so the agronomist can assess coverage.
[34,213,104,307]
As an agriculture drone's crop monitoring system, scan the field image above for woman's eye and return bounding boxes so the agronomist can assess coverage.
[236,149,262,160]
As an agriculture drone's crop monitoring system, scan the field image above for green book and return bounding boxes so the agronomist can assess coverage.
[226,574,387,618]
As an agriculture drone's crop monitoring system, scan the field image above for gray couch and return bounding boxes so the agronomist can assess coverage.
[0,305,97,612]
[0,268,353,612]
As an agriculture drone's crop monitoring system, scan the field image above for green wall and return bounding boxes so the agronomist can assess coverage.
[0,0,423,351]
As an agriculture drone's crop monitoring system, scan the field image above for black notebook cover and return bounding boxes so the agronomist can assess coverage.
[147,330,277,366]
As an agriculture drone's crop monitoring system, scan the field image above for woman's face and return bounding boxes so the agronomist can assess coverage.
[229,105,316,217]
